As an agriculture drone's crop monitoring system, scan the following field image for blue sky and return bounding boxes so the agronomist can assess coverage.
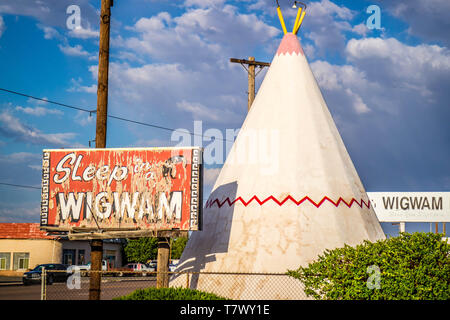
[0,0,448,236]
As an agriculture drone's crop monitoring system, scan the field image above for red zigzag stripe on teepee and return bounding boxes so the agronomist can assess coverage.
[205,195,371,209]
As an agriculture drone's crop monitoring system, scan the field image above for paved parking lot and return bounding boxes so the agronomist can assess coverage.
[0,277,156,300]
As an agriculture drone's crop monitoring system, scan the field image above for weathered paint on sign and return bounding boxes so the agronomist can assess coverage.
[40,147,203,231]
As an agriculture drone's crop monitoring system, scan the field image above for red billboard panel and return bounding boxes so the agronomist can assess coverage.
[40,147,202,231]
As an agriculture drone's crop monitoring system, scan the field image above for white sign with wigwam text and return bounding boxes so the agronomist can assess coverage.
[367,192,450,222]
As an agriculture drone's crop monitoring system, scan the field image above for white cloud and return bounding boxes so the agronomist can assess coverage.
[68,77,97,93]
[176,100,220,121]
[311,60,373,114]
[0,152,40,163]
[133,138,177,148]
[27,96,48,105]
[311,37,450,116]
[345,37,450,104]
[27,164,42,170]
[302,43,315,59]
[39,24,98,41]
[0,15,5,38]
[68,26,99,39]
[374,0,450,46]
[310,60,343,90]
[106,62,188,100]
[98,3,277,131]
[37,24,60,40]
[123,6,279,67]
[0,206,40,223]
[0,110,77,147]
[244,0,357,56]
[352,23,369,37]
[344,88,370,114]
[0,0,98,30]
[15,106,63,116]
[302,0,355,56]
[203,167,221,186]
[346,37,450,70]
[102,60,244,126]
[307,35,450,191]
[184,0,226,8]
[309,0,353,21]
[73,110,95,127]
[58,43,90,57]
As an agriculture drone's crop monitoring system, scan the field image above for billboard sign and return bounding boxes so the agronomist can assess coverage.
[40,147,203,231]
[367,192,450,222]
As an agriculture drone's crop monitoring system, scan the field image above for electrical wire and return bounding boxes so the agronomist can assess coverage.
[0,182,41,190]
[0,88,94,113]
[0,87,235,143]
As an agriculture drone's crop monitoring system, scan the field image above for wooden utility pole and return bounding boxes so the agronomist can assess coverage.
[89,0,113,301]
[230,57,270,111]
[156,237,170,288]
[95,0,113,149]
[89,239,103,300]
[247,57,256,110]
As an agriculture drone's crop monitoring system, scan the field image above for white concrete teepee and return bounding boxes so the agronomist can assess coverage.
[171,23,385,299]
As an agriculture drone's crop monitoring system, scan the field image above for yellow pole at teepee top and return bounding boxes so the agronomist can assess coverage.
[276,1,307,35]
[277,5,287,35]
[292,7,303,33]
[293,9,306,34]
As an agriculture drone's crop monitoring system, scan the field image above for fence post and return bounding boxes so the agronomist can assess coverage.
[41,267,46,300]
[186,272,190,289]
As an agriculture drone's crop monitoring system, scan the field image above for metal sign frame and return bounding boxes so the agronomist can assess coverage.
[40,147,203,239]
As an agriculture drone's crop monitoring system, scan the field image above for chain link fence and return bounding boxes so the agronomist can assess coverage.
[37,269,307,300]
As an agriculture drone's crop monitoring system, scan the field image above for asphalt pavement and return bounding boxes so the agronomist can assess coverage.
[0,276,23,285]
[0,276,156,300]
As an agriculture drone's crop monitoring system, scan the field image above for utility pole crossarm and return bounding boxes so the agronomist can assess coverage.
[230,58,271,67]
[230,57,270,111]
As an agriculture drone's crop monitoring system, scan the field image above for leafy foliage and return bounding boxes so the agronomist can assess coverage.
[287,233,449,300]
[171,237,188,259]
[114,287,228,300]
[124,237,188,264]
[124,237,158,264]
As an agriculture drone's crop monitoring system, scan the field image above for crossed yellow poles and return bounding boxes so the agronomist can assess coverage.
[277,2,306,35]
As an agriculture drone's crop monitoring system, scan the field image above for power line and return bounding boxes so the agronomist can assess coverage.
[0,182,41,190]
[0,88,94,113]
[0,87,234,143]
[108,114,187,135]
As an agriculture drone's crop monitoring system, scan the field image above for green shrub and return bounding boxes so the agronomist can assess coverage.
[124,238,158,264]
[287,232,449,300]
[114,287,229,300]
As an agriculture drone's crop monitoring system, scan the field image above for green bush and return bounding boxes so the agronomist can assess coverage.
[124,237,188,264]
[114,287,229,300]
[287,232,449,300]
